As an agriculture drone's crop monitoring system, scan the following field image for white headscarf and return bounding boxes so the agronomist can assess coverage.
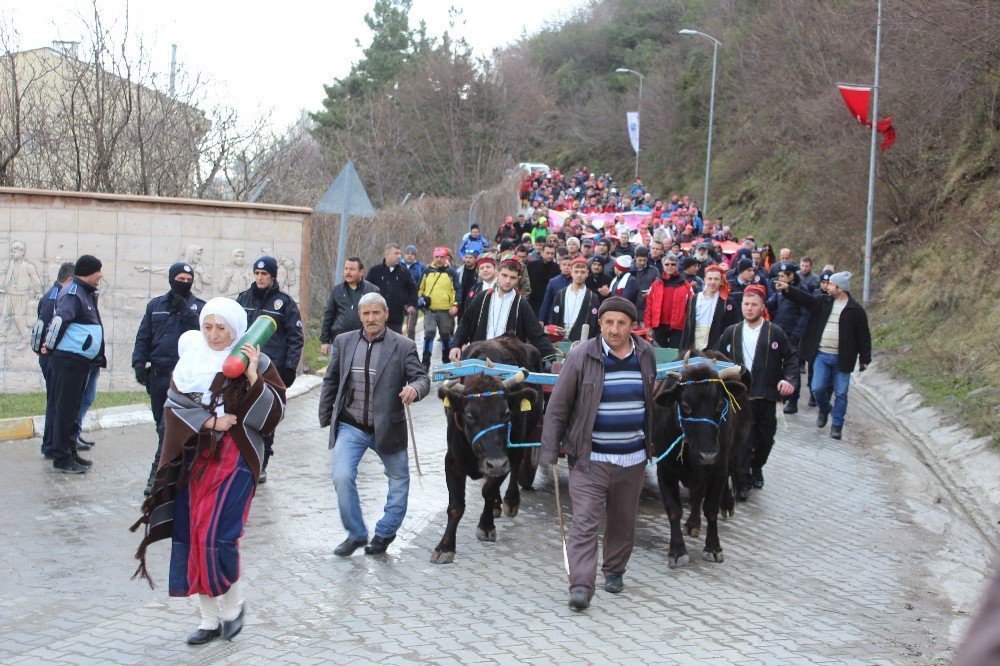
[172,298,248,397]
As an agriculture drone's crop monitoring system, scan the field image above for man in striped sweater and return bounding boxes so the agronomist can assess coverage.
[541,297,657,611]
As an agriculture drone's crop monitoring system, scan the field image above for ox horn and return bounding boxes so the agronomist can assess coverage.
[683,350,692,366]
[503,370,527,388]
[718,365,742,381]
[486,357,495,368]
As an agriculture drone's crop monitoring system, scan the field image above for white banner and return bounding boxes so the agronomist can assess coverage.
[626,111,640,155]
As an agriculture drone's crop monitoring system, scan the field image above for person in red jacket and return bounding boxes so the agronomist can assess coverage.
[644,253,692,349]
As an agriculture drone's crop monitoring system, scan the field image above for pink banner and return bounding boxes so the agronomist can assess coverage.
[545,210,651,233]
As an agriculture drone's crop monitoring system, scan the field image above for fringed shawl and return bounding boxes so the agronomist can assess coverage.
[129,354,286,587]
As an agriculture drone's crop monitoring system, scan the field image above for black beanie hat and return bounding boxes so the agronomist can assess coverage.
[74,254,102,276]
[598,296,638,323]
[736,258,754,273]
[169,261,194,281]
[252,256,278,278]
[681,256,699,270]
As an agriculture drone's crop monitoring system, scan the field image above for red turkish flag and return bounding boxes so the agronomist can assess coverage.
[838,84,896,152]
[838,85,871,125]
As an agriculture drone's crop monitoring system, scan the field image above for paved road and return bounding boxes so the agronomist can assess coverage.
[0,369,987,665]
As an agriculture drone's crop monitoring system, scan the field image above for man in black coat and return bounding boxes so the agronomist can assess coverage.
[527,243,560,315]
[449,259,556,362]
[766,262,811,414]
[365,243,418,334]
[35,261,75,460]
[548,258,600,342]
[132,262,205,494]
[716,284,798,501]
[320,256,380,356]
[776,271,871,440]
[237,255,304,481]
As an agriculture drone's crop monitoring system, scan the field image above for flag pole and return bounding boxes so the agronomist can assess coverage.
[862,0,883,305]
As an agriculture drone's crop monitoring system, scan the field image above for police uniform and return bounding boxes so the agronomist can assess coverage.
[35,282,61,457]
[43,256,105,473]
[236,256,304,477]
[132,262,205,493]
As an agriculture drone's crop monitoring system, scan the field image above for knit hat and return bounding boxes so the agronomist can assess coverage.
[681,256,699,271]
[776,261,797,274]
[598,296,638,322]
[829,271,852,291]
[253,256,278,278]
[614,255,633,272]
[404,245,418,255]
[74,254,102,276]
[736,258,754,274]
[820,269,834,282]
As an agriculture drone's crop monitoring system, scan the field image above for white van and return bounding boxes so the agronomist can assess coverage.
[516,162,551,175]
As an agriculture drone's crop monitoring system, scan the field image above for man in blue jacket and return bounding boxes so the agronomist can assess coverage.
[132,262,205,495]
[34,261,75,459]
[41,255,105,474]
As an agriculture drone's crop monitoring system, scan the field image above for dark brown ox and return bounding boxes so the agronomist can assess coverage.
[431,361,543,564]
[651,359,748,567]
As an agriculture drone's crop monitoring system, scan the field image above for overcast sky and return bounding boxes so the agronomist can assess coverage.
[3,0,579,130]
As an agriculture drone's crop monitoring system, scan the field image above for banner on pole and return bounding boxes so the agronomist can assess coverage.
[626,112,640,155]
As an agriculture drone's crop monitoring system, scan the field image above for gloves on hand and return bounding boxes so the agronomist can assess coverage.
[279,367,297,388]
[135,365,149,386]
[170,292,187,311]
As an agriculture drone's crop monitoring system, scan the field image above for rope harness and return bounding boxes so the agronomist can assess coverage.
[459,389,542,449]
[647,377,741,468]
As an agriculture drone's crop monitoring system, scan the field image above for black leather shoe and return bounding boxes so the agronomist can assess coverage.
[258,469,267,484]
[830,425,843,440]
[816,412,829,428]
[73,453,93,467]
[364,534,396,555]
[78,435,96,447]
[604,573,624,594]
[53,460,87,474]
[221,606,244,641]
[186,627,220,645]
[75,438,93,451]
[334,537,368,557]
[751,468,764,489]
[569,588,590,610]
[808,396,817,407]
[783,401,798,414]
[736,486,751,502]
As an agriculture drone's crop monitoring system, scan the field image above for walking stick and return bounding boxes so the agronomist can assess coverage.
[551,464,570,576]
[405,403,423,476]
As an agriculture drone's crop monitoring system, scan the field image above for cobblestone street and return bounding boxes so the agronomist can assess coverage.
[0,371,988,665]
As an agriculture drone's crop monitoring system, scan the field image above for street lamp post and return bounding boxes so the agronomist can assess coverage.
[615,67,644,180]
[679,29,721,218]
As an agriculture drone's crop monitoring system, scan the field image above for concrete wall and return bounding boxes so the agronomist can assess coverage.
[0,188,312,393]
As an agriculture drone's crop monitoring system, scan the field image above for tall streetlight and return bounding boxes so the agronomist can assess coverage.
[679,28,721,217]
[615,67,644,180]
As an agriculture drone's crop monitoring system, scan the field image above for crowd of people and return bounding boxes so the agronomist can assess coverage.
[30,164,871,635]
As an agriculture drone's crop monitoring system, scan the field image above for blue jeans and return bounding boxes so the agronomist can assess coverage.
[74,366,100,437]
[331,423,410,541]
[811,352,851,427]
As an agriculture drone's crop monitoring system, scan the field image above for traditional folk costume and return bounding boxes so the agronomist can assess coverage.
[131,298,285,641]
[549,284,601,342]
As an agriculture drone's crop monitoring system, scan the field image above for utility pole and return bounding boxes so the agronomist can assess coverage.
[862,0,883,305]
[169,44,177,98]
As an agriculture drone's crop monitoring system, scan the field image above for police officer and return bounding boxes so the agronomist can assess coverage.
[132,262,205,495]
[41,255,105,474]
[236,255,303,482]
[34,261,76,459]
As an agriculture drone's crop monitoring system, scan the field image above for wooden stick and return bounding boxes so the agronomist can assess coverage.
[551,464,569,576]
[404,403,422,476]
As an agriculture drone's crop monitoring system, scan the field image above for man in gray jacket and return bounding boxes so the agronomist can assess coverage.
[541,297,657,611]
[319,257,380,356]
[318,293,430,557]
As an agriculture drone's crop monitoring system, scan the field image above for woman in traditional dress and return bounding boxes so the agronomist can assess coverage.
[131,297,285,645]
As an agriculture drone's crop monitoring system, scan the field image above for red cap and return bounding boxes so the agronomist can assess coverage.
[477,256,497,267]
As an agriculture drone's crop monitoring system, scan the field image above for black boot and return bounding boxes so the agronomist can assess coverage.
[144,461,158,496]
[783,400,798,414]
[440,336,451,365]
[422,338,434,371]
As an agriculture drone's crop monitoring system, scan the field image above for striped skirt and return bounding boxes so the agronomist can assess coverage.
[169,434,255,597]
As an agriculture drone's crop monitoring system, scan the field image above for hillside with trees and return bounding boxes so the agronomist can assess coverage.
[314,0,998,440]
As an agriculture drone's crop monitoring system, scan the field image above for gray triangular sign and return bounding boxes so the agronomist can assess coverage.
[314,160,375,217]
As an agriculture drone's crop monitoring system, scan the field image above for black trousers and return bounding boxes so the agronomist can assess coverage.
[387,320,403,334]
[49,353,91,465]
[147,372,171,472]
[40,356,54,455]
[653,326,683,349]
[740,399,778,481]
